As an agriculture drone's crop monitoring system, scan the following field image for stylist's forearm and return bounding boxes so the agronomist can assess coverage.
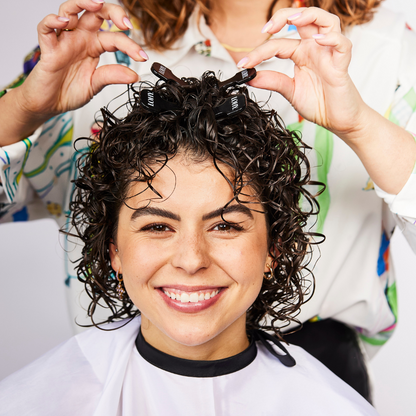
[335,105,416,195]
[0,87,51,147]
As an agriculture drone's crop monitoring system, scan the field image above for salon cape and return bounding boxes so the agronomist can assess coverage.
[0,317,379,416]
[1,6,416,354]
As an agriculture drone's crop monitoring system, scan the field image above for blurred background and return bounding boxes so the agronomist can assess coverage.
[1,1,415,414]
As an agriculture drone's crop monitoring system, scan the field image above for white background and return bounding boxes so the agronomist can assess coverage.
[0,1,415,414]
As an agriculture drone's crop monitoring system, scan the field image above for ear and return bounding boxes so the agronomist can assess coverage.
[109,239,122,274]
[264,254,274,274]
[264,244,280,273]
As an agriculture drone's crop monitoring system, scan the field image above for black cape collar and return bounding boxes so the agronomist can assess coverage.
[135,328,295,378]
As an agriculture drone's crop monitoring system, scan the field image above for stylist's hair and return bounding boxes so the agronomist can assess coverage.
[70,71,322,336]
[122,0,383,51]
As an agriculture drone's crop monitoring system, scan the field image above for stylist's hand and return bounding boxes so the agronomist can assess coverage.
[17,0,146,122]
[239,7,365,138]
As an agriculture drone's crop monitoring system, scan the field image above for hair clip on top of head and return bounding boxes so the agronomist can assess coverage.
[140,88,247,118]
[151,62,257,90]
[151,62,189,86]
[141,63,252,118]
[139,89,181,113]
[218,68,257,90]
[213,94,247,118]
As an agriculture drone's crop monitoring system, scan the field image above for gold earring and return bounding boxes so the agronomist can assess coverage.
[263,264,274,281]
[116,271,125,300]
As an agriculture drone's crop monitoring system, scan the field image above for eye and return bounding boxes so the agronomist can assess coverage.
[211,222,243,232]
[140,223,173,233]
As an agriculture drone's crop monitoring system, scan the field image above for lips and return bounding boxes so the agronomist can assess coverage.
[157,286,224,313]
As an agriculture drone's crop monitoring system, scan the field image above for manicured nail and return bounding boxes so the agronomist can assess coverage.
[288,12,302,21]
[139,50,149,60]
[261,20,273,34]
[92,0,105,4]
[237,57,249,68]
[123,17,133,29]
[312,34,326,39]
[57,16,70,22]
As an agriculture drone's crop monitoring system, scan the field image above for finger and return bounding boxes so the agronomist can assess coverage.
[92,65,139,95]
[311,32,352,71]
[237,38,300,69]
[58,0,106,29]
[78,3,133,32]
[312,32,352,55]
[248,70,294,103]
[97,31,148,62]
[261,7,307,35]
[263,7,340,36]
[37,14,70,48]
[289,7,341,34]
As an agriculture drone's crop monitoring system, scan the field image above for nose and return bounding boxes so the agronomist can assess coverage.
[171,230,211,275]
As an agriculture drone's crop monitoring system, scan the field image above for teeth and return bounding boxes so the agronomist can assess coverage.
[164,289,220,303]
[181,293,190,303]
[189,293,199,303]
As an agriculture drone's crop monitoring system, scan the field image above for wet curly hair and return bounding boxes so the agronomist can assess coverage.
[69,70,323,336]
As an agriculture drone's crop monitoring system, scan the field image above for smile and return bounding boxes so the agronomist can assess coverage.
[162,288,221,303]
[157,286,224,313]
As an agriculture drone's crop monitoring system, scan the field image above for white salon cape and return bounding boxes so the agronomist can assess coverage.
[0,317,378,416]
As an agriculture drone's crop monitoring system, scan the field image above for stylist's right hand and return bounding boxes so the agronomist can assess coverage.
[19,0,146,120]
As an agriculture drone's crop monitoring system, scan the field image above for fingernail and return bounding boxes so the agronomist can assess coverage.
[92,0,105,3]
[57,16,70,22]
[312,34,326,39]
[139,50,149,60]
[123,17,133,29]
[288,12,302,20]
[237,57,249,68]
[261,20,273,34]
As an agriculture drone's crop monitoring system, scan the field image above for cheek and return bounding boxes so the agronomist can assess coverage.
[211,237,268,282]
[120,240,170,287]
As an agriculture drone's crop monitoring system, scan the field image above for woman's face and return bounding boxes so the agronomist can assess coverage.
[110,154,272,360]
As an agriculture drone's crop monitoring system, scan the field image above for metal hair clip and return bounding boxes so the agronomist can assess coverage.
[218,68,257,89]
[151,62,189,86]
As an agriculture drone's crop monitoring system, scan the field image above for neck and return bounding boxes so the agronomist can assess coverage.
[141,314,250,361]
[209,0,294,63]
[210,0,282,25]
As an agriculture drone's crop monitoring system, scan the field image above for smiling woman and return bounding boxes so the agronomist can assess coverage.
[0,68,379,415]
[71,68,319,345]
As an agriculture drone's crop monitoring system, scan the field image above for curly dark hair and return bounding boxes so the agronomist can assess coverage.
[69,70,323,337]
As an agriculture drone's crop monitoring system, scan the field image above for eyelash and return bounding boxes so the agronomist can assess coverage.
[211,222,244,232]
[139,222,244,233]
[140,223,173,233]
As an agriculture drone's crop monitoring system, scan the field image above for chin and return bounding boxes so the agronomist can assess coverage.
[164,325,221,348]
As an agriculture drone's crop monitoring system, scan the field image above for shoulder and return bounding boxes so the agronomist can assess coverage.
[254,342,378,415]
[0,318,140,416]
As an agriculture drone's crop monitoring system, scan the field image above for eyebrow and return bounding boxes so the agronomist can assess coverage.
[131,206,180,222]
[202,204,254,221]
[130,204,254,222]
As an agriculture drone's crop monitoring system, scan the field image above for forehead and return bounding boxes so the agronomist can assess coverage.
[123,154,261,214]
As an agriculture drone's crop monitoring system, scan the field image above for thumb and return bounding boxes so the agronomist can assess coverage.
[248,70,294,104]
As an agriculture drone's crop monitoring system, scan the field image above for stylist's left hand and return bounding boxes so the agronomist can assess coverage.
[239,7,365,138]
